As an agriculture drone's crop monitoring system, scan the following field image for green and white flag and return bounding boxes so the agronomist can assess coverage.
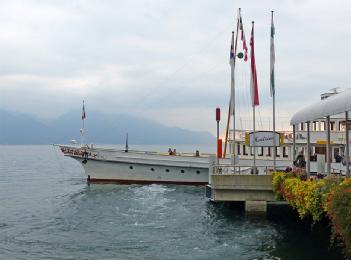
[270,12,275,97]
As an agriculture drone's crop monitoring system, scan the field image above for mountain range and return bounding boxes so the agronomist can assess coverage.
[0,109,214,145]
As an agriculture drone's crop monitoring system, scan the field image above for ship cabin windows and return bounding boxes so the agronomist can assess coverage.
[334,148,342,162]
[243,145,248,155]
[266,147,271,157]
[181,170,185,173]
[165,169,170,172]
[196,170,201,174]
[283,147,289,158]
[150,168,155,171]
[346,120,351,131]
[338,120,351,131]
[258,147,264,156]
[129,166,134,170]
[312,121,318,131]
[300,147,305,154]
[320,121,325,131]
[339,121,345,131]
[276,147,280,157]
[300,123,304,131]
[337,121,351,132]
[347,120,351,130]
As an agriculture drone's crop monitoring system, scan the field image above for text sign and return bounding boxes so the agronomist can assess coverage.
[247,131,281,147]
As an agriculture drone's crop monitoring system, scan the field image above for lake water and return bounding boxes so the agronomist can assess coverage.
[0,145,344,259]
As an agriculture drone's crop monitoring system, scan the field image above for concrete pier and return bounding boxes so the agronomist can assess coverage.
[206,174,276,214]
[245,201,267,215]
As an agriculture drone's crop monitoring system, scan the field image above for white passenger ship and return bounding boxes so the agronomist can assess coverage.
[59,146,212,184]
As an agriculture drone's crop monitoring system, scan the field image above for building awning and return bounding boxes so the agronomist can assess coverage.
[290,89,351,125]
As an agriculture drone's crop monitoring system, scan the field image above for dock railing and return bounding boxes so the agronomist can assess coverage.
[212,164,292,175]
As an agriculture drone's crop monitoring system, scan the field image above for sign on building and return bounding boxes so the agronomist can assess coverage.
[245,131,283,147]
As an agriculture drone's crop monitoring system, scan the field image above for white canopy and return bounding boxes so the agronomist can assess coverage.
[290,89,351,125]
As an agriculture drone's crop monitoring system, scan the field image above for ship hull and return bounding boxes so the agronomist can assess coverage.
[60,145,210,185]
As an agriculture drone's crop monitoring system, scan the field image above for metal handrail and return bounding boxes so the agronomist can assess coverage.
[212,164,292,175]
[58,144,214,158]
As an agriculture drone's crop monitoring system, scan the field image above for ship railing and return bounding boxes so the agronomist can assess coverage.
[212,164,292,175]
[74,146,212,157]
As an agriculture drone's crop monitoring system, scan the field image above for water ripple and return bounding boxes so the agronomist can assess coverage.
[0,145,344,260]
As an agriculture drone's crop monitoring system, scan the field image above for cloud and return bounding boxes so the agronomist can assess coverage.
[0,0,350,133]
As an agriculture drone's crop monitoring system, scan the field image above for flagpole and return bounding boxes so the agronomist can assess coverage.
[82,115,85,146]
[271,11,276,171]
[125,133,129,152]
[253,104,256,172]
[251,21,256,173]
[224,8,241,158]
[81,100,85,147]
[230,31,236,171]
[250,20,258,174]
[223,104,231,157]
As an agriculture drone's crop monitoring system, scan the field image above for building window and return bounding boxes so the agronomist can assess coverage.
[150,168,155,171]
[129,166,133,169]
[276,147,280,157]
[330,121,335,131]
[166,169,170,172]
[250,147,254,156]
[313,121,317,131]
[320,121,325,131]
[283,147,288,158]
[300,123,304,131]
[339,121,346,131]
[181,170,185,173]
[266,147,271,157]
[258,147,263,156]
[237,144,241,155]
[196,170,200,174]
[243,145,248,155]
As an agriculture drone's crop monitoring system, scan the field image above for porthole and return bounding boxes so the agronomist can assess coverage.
[181,170,185,173]
[196,170,200,174]
[150,168,155,171]
[165,169,170,172]
[129,166,133,170]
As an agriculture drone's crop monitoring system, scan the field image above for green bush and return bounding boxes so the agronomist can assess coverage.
[326,178,351,255]
[272,172,351,255]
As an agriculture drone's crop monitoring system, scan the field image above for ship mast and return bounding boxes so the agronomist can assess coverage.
[224,8,242,161]
[80,100,86,147]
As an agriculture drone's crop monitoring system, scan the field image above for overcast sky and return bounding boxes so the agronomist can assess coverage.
[0,0,350,135]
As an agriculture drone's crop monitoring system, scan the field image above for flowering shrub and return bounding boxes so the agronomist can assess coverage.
[325,178,351,255]
[272,172,351,254]
[272,171,288,199]
[281,177,324,223]
[272,169,307,199]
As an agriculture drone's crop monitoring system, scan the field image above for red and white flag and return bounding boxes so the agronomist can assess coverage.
[238,9,248,61]
[249,23,259,106]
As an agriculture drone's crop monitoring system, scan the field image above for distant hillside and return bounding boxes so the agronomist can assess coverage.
[0,110,214,145]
